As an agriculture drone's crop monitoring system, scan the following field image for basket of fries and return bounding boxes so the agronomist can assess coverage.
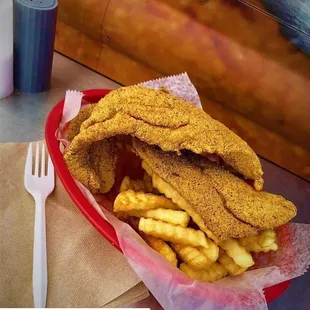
[46,74,310,310]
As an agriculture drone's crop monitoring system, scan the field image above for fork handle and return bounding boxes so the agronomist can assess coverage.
[33,194,47,308]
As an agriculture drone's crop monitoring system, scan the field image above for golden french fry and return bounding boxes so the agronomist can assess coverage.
[257,229,277,247]
[128,208,190,227]
[172,244,212,270]
[141,161,153,177]
[142,161,220,244]
[198,240,219,263]
[143,172,160,194]
[143,235,178,266]
[113,190,179,212]
[218,250,247,276]
[127,216,178,265]
[180,262,228,283]
[220,239,254,268]
[119,176,154,193]
[246,242,278,253]
[238,236,257,248]
[239,229,278,253]
[139,218,209,248]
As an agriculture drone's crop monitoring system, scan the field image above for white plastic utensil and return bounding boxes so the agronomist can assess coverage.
[24,142,55,308]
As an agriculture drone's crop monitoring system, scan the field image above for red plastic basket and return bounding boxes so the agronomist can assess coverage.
[45,89,291,304]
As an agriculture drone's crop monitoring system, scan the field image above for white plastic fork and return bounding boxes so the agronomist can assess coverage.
[24,142,55,308]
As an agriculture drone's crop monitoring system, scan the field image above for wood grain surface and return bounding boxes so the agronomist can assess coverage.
[55,0,310,181]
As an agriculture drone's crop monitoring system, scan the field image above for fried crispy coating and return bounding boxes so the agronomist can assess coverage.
[143,235,178,266]
[180,262,228,283]
[135,140,258,240]
[64,138,116,194]
[66,86,263,190]
[113,190,179,212]
[134,140,297,239]
[144,161,219,243]
[172,244,212,270]
[67,104,96,141]
[198,160,297,230]
[139,218,209,248]
[220,239,254,268]
[127,208,190,227]
[218,250,247,276]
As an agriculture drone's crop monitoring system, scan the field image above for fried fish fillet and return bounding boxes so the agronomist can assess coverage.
[65,86,263,190]
[133,139,296,240]
[67,104,96,141]
[65,104,117,193]
[65,138,116,193]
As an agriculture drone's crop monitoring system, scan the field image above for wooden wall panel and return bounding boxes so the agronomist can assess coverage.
[200,96,310,180]
[55,20,162,85]
[161,0,310,79]
[103,0,310,148]
[55,20,101,71]
[57,0,109,41]
[54,0,310,181]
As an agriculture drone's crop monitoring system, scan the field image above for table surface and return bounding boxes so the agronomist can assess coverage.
[1,52,309,310]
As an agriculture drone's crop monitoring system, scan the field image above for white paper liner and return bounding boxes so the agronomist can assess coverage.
[56,73,310,310]
[138,73,202,109]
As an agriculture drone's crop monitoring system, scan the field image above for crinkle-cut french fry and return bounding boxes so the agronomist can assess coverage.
[142,161,220,244]
[238,236,257,248]
[128,208,190,227]
[172,244,212,270]
[239,229,278,253]
[245,242,278,253]
[198,240,219,263]
[119,176,154,193]
[113,190,179,212]
[143,172,159,192]
[127,217,178,265]
[180,262,228,283]
[220,238,254,268]
[257,229,277,247]
[218,250,247,276]
[139,218,209,248]
[142,161,153,177]
[143,235,178,266]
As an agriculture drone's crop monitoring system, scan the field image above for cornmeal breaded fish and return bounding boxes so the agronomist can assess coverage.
[133,139,297,240]
[67,104,96,141]
[65,138,116,193]
[65,104,116,193]
[65,86,263,191]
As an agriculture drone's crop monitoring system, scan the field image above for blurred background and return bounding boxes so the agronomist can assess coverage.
[54,0,310,182]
